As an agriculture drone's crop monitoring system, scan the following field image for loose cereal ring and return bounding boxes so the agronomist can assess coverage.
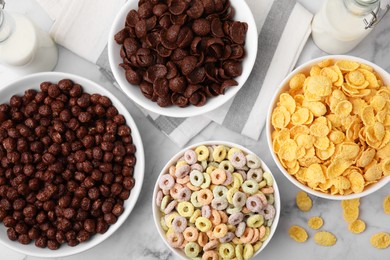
[213,145,227,162]
[195,145,209,161]
[197,189,214,205]
[167,232,184,248]
[183,226,199,242]
[211,169,227,185]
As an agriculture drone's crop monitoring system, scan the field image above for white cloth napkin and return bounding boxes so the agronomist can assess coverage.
[36,0,313,147]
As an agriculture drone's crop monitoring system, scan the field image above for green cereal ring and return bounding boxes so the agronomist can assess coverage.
[177,201,195,217]
[219,160,234,172]
[195,146,209,161]
[191,191,203,208]
[247,214,264,228]
[258,180,267,189]
[160,217,168,231]
[184,242,201,258]
[228,147,243,160]
[195,217,212,232]
[267,218,274,227]
[243,243,254,259]
[160,195,171,212]
[213,145,227,162]
[235,244,244,260]
[263,172,274,186]
[190,170,204,187]
[246,154,261,169]
[242,180,259,194]
[190,209,201,223]
[213,185,228,199]
[200,172,211,189]
[226,204,242,215]
[266,194,275,205]
[219,243,235,259]
[200,160,208,170]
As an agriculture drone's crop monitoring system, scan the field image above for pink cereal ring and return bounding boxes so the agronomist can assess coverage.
[184,150,197,165]
[235,222,246,237]
[203,239,218,251]
[159,174,175,190]
[176,175,190,184]
[261,186,274,194]
[170,183,183,199]
[211,198,228,211]
[164,200,178,214]
[247,168,263,182]
[175,165,191,178]
[156,190,163,207]
[177,187,191,202]
[228,212,244,225]
[172,216,187,233]
[255,193,268,207]
[219,232,234,243]
[191,163,203,172]
[202,205,211,218]
[237,170,247,181]
[230,152,246,168]
[263,204,276,220]
[222,170,233,186]
[246,195,263,213]
[162,189,170,195]
[167,232,184,248]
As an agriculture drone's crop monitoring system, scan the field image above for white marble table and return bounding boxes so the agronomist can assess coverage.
[1,0,390,260]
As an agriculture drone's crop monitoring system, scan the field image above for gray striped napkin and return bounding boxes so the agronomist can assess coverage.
[37,0,312,147]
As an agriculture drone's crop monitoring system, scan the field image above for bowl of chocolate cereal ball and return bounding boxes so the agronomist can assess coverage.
[0,72,145,257]
[266,55,390,200]
[108,0,258,117]
[152,141,280,259]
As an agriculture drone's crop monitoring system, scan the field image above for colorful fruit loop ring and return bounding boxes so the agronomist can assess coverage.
[156,144,277,259]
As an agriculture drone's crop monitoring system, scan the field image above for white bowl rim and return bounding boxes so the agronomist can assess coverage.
[108,0,258,118]
[266,54,390,200]
[152,140,281,260]
[0,72,145,257]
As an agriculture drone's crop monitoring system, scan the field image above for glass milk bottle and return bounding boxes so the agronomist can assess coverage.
[312,0,390,54]
[0,0,58,74]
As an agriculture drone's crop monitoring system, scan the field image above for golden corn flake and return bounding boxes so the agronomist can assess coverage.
[288,225,308,243]
[296,191,312,212]
[271,58,390,195]
[383,195,390,215]
[314,231,337,246]
[308,216,324,230]
[341,198,360,209]
[370,232,390,249]
[348,219,366,234]
[342,207,359,223]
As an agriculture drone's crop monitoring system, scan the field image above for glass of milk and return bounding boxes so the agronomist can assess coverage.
[0,0,58,74]
[312,0,389,54]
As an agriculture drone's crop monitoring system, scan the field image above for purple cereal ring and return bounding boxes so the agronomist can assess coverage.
[247,168,263,182]
[167,232,184,248]
[263,204,276,220]
[211,198,228,210]
[175,165,191,178]
[172,216,187,233]
[164,200,178,214]
[246,195,263,213]
[235,222,246,237]
[230,152,246,168]
[232,191,246,208]
[191,163,203,172]
[228,212,244,225]
[156,190,163,207]
[203,239,218,251]
[177,187,191,202]
[219,232,234,243]
[237,170,247,181]
[184,150,197,165]
[159,174,175,190]
[222,170,233,186]
[202,205,211,218]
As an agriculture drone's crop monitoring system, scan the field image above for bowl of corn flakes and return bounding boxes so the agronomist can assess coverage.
[266,55,390,200]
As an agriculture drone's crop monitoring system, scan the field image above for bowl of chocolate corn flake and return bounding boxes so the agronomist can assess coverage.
[109,0,258,117]
[0,72,145,257]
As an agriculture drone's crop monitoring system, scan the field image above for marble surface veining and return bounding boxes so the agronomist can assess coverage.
[1,0,390,260]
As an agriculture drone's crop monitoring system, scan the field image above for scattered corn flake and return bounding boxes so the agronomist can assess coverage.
[314,231,337,246]
[370,232,390,249]
[348,219,366,234]
[296,191,313,212]
[308,216,324,230]
[288,225,308,243]
[383,195,390,215]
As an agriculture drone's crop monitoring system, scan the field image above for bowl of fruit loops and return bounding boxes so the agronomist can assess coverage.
[152,141,280,259]
[267,55,390,200]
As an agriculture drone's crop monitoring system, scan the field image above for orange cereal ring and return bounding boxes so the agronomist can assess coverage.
[179,240,188,249]
[183,227,199,242]
[219,210,228,223]
[210,169,227,185]
[232,237,243,245]
[242,207,251,214]
[177,175,190,184]
[198,232,209,247]
[250,228,260,244]
[240,228,254,243]
[202,250,218,260]
[259,226,266,240]
[197,189,213,205]
[169,165,176,176]
[167,232,184,248]
[209,209,221,226]
[170,183,183,199]
[207,230,217,240]
[187,182,201,191]
[261,187,274,194]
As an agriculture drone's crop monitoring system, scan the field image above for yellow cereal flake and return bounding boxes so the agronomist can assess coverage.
[383,195,390,215]
[342,206,359,223]
[370,232,390,249]
[296,191,312,212]
[289,73,306,89]
[288,225,308,243]
[336,60,360,72]
[308,216,324,230]
[348,219,366,234]
[314,231,337,246]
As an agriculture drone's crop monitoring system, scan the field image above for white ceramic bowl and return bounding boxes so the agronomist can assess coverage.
[108,0,258,118]
[0,72,145,257]
[266,55,390,200]
[152,141,280,259]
